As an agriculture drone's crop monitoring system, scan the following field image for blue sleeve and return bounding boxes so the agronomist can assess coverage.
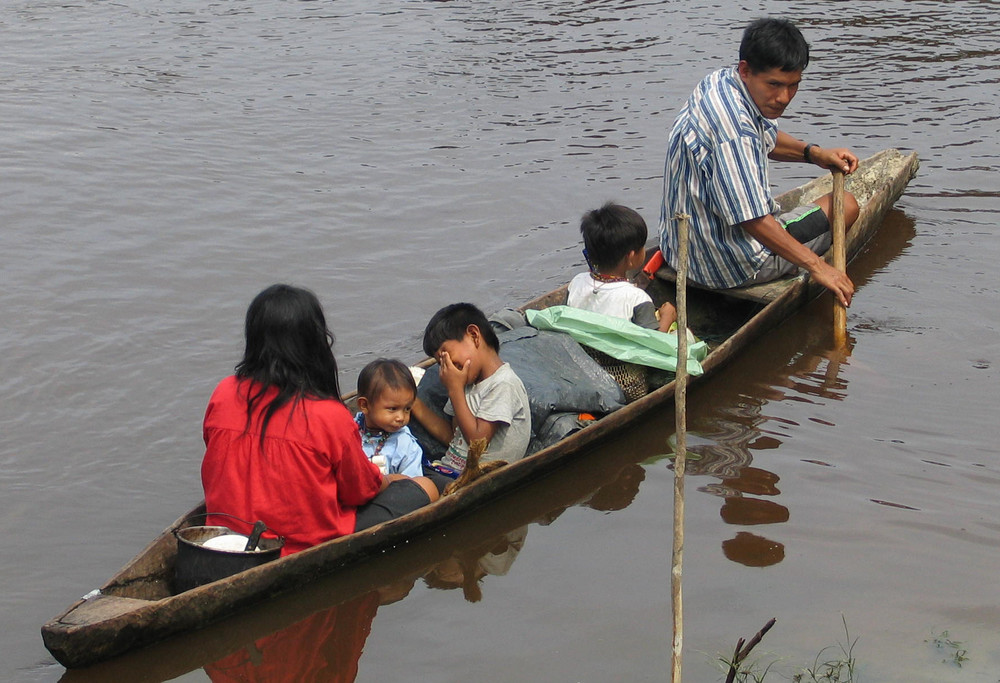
[390,429,425,478]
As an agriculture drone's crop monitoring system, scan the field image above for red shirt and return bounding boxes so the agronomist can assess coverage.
[202,376,383,556]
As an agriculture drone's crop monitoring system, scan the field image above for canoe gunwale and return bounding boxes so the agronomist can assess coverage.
[41,149,918,669]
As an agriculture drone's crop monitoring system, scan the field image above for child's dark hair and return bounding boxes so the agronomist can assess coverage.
[357,358,417,402]
[739,17,809,73]
[422,303,499,358]
[580,202,648,272]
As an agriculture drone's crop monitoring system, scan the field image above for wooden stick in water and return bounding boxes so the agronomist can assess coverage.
[671,212,690,682]
[832,170,847,346]
[724,618,777,683]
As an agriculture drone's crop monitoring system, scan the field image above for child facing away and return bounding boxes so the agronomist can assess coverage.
[355,358,425,479]
[568,202,678,332]
[410,303,531,476]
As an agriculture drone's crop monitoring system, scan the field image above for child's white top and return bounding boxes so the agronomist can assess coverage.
[567,272,656,328]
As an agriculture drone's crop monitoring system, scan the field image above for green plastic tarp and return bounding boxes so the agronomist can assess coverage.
[526,305,708,376]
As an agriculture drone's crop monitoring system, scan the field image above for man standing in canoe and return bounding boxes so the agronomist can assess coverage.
[659,17,860,307]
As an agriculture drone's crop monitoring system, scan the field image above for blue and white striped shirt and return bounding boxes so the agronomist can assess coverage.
[658,66,779,289]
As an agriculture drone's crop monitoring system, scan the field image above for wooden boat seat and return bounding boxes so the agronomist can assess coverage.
[57,594,152,626]
[651,263,800,305]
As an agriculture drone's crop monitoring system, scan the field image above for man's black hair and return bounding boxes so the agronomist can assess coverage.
[739,17,809,73]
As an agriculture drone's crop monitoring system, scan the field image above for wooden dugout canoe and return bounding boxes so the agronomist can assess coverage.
[42,148,919,669]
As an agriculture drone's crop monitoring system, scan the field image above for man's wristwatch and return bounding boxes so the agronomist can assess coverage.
[803,143,817,163]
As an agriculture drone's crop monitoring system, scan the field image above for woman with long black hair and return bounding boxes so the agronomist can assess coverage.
[201,284,438,556]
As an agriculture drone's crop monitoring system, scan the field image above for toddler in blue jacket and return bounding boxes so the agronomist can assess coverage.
[355,358,425,478]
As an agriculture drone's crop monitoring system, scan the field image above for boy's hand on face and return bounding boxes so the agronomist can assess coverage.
[438,351,471,393]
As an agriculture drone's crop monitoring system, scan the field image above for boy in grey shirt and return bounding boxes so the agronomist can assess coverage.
[412,303,531,473]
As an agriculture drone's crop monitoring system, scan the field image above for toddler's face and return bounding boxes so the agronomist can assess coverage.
[363,385,415,433]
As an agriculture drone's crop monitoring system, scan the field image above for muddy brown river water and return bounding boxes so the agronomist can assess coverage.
[4,1,999,681]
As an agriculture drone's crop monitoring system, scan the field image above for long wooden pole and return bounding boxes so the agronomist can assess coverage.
[832,170,847,346]
[671,213,690,682]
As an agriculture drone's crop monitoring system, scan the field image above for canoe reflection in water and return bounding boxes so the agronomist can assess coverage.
[199,461,646,681]
[201,528,527,681]
[203,588,382,683]
[420,456,645,604]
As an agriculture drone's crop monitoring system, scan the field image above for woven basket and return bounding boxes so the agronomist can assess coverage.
[583,347,648,403]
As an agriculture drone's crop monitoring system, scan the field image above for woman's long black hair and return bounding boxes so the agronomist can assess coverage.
[235,284,343,445]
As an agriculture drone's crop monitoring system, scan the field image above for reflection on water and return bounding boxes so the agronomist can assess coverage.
[423,527,527,603]
[722,533,785,568]
[195,456,645,682]
[204,590,380,683]
[687,340,851,567]
[675,210,918,568]
[720,491,787,521]
[200,526,528,682]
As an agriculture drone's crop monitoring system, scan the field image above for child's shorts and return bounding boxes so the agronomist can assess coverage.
[354,479,431,531]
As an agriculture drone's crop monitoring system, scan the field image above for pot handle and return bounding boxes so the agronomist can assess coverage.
[173,512,283,544]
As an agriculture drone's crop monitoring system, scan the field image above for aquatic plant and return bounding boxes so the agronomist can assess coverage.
[713,616,859,683]
[791,616,857,682]
[927,630,969,668]
[716,652,780,683]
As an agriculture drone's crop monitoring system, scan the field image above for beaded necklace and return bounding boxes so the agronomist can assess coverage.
[356,413,389,458]
[589,268,629,294]
[589,270,629,283]
[584,247,629,292]
[360,428,389,458]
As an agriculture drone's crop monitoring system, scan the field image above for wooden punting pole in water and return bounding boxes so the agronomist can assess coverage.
[832,170,848,346]
[671,213,690,682]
